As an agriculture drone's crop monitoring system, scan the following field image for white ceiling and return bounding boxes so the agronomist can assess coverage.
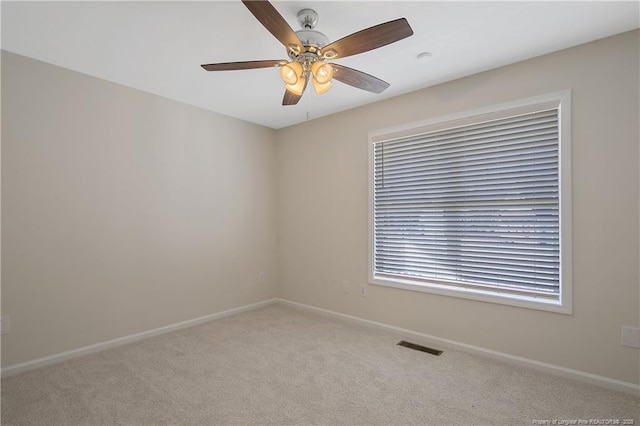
[2,1,639,129]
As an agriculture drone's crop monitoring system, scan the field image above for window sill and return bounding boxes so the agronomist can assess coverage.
[369,275,572,315]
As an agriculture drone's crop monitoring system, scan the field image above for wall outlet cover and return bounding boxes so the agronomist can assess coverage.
[359,284,367,297]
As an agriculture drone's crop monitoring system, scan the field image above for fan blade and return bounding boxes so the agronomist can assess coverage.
[282,78,308,106]
[201,60,287,71]
[242,0,303,52]
[320,18,413,59]
[282,90,301,106]
[331,64,390,94]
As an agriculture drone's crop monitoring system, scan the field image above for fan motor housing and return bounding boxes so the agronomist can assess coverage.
[295,29,330,50]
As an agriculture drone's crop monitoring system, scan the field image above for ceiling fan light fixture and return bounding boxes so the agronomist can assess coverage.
[280,61,303,85]
[201,1,414,106]
[285,76,306,96]
[311,61,334,84]
[312,78,332,95]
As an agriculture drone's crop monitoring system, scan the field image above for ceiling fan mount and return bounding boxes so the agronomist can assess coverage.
[201,0,414,106]
[296,8,320,30]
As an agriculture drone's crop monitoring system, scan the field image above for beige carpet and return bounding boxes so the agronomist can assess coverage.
[1,303,638,425]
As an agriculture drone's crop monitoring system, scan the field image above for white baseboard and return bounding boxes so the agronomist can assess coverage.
[276,298,640,397]
[4,297,638,397]
[1,298,278,378]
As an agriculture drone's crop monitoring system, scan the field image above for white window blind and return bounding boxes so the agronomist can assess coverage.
[372,108,561,299]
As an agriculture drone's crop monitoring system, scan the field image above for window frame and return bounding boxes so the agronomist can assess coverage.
[367,91,572,314]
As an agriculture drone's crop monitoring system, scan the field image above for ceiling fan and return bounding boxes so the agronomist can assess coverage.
[201,0,414,106]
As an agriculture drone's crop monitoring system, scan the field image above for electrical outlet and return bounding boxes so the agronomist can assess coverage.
[359,284,367,297]
[621,326,640,348]
[259,272,266,284]
[1,316,10,335]
[341,280,351,294]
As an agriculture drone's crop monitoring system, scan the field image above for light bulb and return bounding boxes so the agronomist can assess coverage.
[280,61,303,85]
[311,61,334,84]
[312,78,332,95]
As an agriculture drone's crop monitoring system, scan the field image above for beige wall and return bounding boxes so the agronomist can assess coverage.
[277,30,640,384]
[1,51,278,366]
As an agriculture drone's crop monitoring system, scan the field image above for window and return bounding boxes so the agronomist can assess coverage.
[368,91,571,313]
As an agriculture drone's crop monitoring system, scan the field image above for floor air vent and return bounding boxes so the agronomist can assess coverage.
[397,340,443,356]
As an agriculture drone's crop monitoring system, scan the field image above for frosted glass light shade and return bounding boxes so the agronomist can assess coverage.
[311,61,334,84]
[280,61,303,85]
[312,78,332,95]
[285,76,306,96]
